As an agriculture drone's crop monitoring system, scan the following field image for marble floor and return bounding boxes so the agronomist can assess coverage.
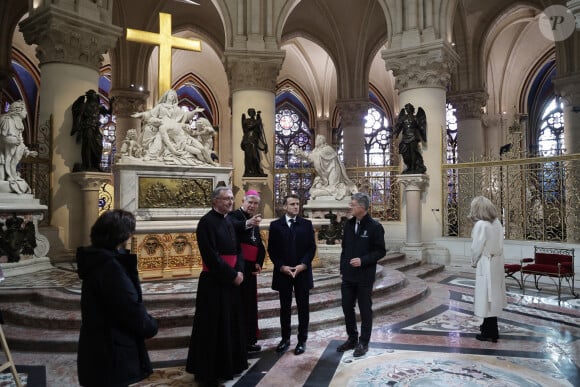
[2,266,579,386]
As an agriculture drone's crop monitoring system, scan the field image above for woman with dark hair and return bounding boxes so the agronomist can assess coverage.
[76,209,158,386]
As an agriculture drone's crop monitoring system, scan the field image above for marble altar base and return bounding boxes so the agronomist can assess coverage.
[114,162,233,279]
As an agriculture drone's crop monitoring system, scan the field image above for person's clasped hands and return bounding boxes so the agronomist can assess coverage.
[281,264,307,278]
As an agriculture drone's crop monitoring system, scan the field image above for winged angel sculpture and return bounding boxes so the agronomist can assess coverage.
[71,90,109,172]
[393,103,427,174]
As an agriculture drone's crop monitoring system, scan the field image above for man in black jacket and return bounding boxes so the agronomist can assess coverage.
[267,194,316,355]
[337,192,386,357]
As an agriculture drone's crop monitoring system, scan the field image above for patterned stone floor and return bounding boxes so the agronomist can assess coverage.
[1,266,578,386]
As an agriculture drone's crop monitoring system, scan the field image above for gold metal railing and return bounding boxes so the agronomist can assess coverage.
[273,166,401,221]
[442,154,580,242]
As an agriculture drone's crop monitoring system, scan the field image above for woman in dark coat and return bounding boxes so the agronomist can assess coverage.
[76,209,158,387]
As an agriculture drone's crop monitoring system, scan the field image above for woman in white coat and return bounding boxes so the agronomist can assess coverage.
[469,196,507,342]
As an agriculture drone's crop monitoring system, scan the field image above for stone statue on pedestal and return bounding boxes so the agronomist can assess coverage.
[295,134,357,200]
[393,103,427,174]
[0,100,38,194]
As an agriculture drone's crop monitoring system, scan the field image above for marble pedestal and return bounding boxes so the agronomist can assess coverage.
[70,171,112,247]
[114,162,232,220]
[0,193,51,277]
[114,161,233,279]
[398,174,429,260]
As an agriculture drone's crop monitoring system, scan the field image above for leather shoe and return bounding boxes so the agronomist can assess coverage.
[353,342,368,357]
[276,339,290,353]
[247,344,261,352]
[476,334,498,343]
[337,337,358,352]
[294,342,306,355]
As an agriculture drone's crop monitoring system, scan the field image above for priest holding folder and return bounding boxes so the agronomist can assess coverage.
[231,190,266,352]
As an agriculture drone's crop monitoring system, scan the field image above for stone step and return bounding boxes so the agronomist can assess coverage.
[0,269,407,330]
[0,275,428,352]
[403,263,445,278]
[0,252,442,353]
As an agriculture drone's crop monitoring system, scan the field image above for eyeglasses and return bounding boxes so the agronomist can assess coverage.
[218,196,234,201]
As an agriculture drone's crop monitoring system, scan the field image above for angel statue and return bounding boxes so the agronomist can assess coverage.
[241,108,268,177]
[71,90,110,172]
[393,103,427,174]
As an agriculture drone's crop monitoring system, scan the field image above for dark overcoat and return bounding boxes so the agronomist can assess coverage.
[267,216,316,291]
[76,247,158,387]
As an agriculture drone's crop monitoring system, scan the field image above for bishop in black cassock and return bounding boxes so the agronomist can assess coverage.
[230,190,266,352]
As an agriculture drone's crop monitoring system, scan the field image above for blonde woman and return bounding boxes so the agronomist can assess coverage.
[468,196,507,342]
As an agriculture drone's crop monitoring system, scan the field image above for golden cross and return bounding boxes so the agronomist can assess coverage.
[126,12,201,95]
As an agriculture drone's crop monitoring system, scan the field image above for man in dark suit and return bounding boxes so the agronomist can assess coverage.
[230,190,266,353]
[337,192,386,357]
[267,194,316,355]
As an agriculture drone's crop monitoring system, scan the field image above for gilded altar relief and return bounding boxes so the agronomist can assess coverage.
[138,177,213,208]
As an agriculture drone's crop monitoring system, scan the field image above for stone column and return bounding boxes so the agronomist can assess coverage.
[447,90,488,234]
[70,172,112,247]
[398,174,429,259]
[335,99,368,168]
[569,0,580,29]
[19,1,122,254]
[315,119,332,143]
[109,88,149,158]
[553,73,580,243]
[224,50,285,218]
[447,90,487,162]
[383,41,459,246]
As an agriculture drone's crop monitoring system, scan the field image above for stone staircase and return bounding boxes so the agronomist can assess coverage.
[0,252,444,352]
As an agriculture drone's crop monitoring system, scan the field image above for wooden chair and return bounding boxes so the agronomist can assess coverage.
[0,324,22,387]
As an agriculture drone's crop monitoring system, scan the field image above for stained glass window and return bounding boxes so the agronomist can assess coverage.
[364,107,394,167]
[538,97,565,204]
[273,105,314,213]
[446,104,458,163]
[538,97,565,156]
[445,103,459,236]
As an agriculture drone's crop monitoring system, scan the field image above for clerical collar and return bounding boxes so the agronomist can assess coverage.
[213,208,228,217]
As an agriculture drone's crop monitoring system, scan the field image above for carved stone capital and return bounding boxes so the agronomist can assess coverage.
[335,99,369,127]
[110,89,150,117]
[224,50,285,92]
[70,172,112,191]
[19,6,122,70]
[447,90,488,120]
[397,174,429,192]
[382,41,460,92]
[553,73,580,106]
